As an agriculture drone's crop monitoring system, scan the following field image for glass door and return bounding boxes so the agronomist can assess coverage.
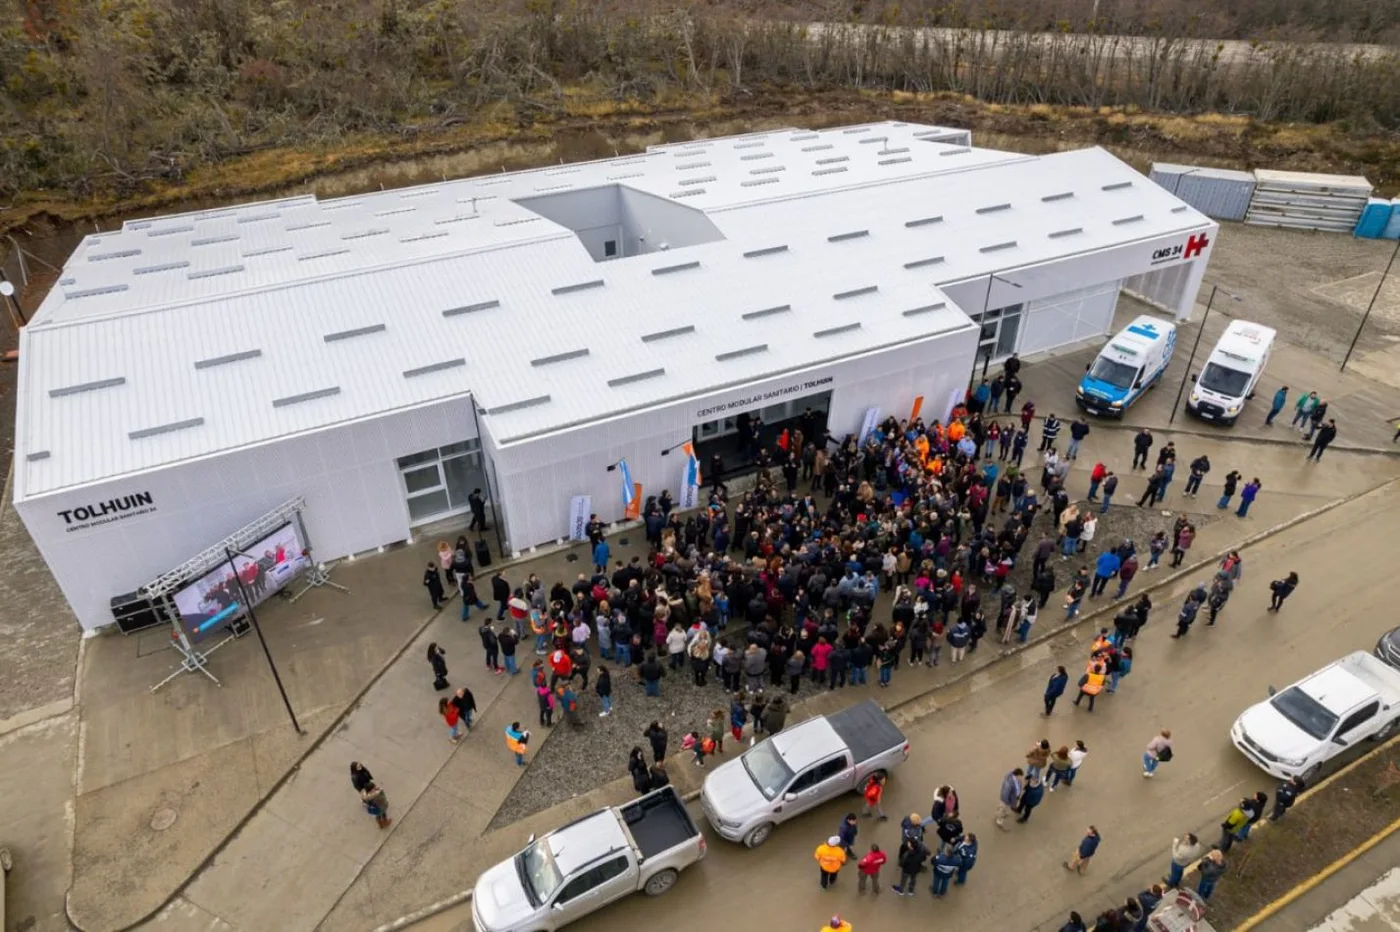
[398,440,485,526]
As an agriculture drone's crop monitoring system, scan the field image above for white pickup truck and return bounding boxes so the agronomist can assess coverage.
[701,699,910,848]
[1231,650,1400,781]
[472,786,705,932]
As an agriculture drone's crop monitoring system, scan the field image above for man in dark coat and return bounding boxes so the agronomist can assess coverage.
[423,562,445,610]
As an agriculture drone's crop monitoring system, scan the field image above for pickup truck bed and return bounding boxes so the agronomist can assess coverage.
[827,699,907,765]
[619,787,699,860]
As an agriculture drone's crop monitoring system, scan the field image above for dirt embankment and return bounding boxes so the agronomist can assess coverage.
[5,88,1400,243]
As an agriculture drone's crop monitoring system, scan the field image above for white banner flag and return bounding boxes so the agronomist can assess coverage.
[679,481,699,509]
[859,406,881,444]
[568,495,592,541]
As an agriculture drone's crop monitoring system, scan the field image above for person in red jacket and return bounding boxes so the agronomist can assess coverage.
[857,844,887,894]
[548,647,573,686]
[861,772,889,820]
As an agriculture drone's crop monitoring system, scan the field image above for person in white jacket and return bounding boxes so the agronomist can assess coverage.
[1167,832,1204,888]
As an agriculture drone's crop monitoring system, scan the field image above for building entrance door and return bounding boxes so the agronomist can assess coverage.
[397,440,486,526]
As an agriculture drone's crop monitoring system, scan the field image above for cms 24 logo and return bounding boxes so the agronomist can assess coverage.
[1151,232,1211,265]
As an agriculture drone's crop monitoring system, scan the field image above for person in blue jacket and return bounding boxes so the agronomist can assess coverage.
[1064,825,1101,874]
[1090,550,1120,598]
[1043,666,1069,716]
[591,537,610,575]
[954,834,978,885]
[930,847,959,897]
[1265,385,1288,426]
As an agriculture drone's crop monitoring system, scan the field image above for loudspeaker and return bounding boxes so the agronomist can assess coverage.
[474,539,492,569]
[110,591,171,635]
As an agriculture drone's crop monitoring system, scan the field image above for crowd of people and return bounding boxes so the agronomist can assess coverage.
[341,350,1331,930]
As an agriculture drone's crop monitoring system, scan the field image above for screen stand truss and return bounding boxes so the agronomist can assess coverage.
[150,621,233,693]
[289,559,350,603]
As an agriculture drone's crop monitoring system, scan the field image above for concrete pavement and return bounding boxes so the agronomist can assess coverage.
[1282,831,1400,931]
[410,477,1400,932]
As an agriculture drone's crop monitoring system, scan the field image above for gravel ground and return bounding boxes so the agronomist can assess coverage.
[489,496,1221,828]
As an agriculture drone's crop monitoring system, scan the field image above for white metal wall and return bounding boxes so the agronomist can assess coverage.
[485,326,979,552]
[16,396,477,631]
[1017,280,1123,357]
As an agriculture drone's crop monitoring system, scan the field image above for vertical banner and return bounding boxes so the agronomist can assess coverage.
[909,395,924,423]
[568,496,591,541]
[679,441,701,509]
[943,388,963,423]
[619,460,643,521]
[859,406,881,444]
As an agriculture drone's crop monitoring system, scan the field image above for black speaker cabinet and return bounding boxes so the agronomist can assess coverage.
[110,591,171,635]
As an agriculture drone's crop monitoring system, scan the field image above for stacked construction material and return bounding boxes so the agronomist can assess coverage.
[1245,169,1373,233]
[1149,163,1256,222]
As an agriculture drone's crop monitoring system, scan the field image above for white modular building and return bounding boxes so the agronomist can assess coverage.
[12,121,1217,631]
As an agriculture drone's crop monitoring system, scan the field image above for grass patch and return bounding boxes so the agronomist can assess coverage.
[1203,743,1400,929]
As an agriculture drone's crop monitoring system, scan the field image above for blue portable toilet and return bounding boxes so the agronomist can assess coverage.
[1354,197,1391,238]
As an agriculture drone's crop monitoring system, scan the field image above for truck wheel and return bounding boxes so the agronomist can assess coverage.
[643,868,679,896]
[743,823,775,848]
[1371,717,1398,741]
[1302,763,1322,783]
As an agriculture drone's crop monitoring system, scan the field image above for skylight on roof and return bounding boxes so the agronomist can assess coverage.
[742,305,791,321]
[641,325,696,343]
[272,386,341,408]
[551,280,605,296]
[323,323,387,343]
[608,369,666,387]
[530,348,590,366]
[404,358,467,378]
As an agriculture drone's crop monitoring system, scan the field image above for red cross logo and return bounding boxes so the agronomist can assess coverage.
[1184,233,1210,259]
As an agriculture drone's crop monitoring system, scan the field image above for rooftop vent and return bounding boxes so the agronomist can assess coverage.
[374,207,417,218]
[341,228,389,240]
[147,225,195,237]
[286,221,332,232]
[1048,228,1084,239]
[608,172,646,181]
[879,157,913,166]
[401,231,450,243]
[801,144,835,153]
[404,358,467,379]
[833,285,878,300]
[1102,181,1134,191]
[939,148,971,157]
[400,187,443,198]
[443,299,500,317]
[534,183,574,193]
[671,189,706,199]
[551,280,605,296]
[1171,206,1190,213]
[828,230,869,243]
[546,167,583,176]
[493,217,538,226]
[64,284,130,299]
[733,141,766,150]
[487,395,551,415]
[842,127,871,134]
[641,325,696,343]
[195,349,262,370]
[879,147,911,155]
[191,234,239,247]
[979,241,1017,253]
[129,417,205,441]
[743,245,788,258]
[530,348,590,366]
[815,156,849,165]
[903,302,947,316]
[243,246,293,258]
[134,261,190,275]
[272,386,341,408]
[298,249,350,261]
[789,133,819,141]
[607,368,666,387]
[89,249,142,262]
[652,261,701,276]
[976,204,1012,215]
[187,265,245,280]
[812,167,848,177]
[323,323,387,343]
[321,200,365,212]
[1042,192,1075,203]
[814,323,861,338]
[742,304,791,321]
[904,256,945,269]
[740,177,779,188]
[906,216,943,228]
[436,214,483,225]
[675,162,711,171]
[715,344,769,362]
[237,212,281,224]
[1112,215,1145,226]
[740,152,775,162]
[749,166,786,175]
[26,451,50,462]
[678,176,716,186]
[49,376,126,398]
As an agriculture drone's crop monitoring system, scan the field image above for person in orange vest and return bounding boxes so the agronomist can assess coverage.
[504,721,530,767]
[1074,660,1107,712]
[821,914,853,932]
[815,835,848,889]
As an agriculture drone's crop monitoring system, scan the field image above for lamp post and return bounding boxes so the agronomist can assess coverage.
[1169,283,1242,425]
[968,271,1022,392]
[1340,237,1400,373]
[224,547,304,735]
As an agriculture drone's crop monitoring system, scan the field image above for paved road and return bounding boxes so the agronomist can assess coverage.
[417,477,1400,932]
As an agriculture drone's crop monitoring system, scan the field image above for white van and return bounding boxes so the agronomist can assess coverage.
[1076,315,1178,417]
[1187,320,1276,424]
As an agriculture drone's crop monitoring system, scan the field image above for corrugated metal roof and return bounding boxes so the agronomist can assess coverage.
[15,124,1210,500]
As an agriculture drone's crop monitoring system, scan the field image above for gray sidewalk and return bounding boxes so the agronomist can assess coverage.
[1258,827,1400,932]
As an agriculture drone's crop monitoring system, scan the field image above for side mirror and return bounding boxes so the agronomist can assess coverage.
[1134,380,1143,389]
[1267,685,1277,696]
[553,903,566,911]
[783,792,798,802]
[1084,363,1092,373]
[1334,736,1348,746]
[527,833,536,844]
[1189,373,1197,383]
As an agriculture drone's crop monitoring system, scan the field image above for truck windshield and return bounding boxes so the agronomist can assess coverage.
[742,742,796,800]
[1088,357,1139,390]
[1270,687,1339,741]
[516,840,563,907]
[1198,362,1251,397]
